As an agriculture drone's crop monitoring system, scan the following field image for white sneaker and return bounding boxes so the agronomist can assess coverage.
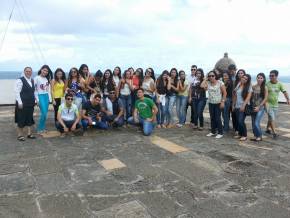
[206,133,216,137]
[176,124,183,128]
[215,134,223,139]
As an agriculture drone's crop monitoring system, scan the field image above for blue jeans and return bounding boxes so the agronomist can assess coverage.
[81,117,108,131]
[176,95,188,124]
[157,102,167,125]
[192,98,207,127]
[120,94,132,121]
[166,95,176,125]
[56,120,80,133]
[37,93,49,131]
[222,97,231,132]
[209,103,223,135]
[235,109,247,137]
[104,115,124,127]
[251,107,265,138]
[128,116,155,136]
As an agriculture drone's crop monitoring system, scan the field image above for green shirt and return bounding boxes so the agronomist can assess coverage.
[266,81,286,108]
[135,97,155,119]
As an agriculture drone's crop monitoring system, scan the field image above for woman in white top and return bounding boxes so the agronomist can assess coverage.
[142,68,155,99]
[118,70,133,122]
[34,65,52,133]
[113,67,121,96]
[205,70,227,139]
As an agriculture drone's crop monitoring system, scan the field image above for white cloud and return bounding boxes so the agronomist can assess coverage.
[0,0,289,75]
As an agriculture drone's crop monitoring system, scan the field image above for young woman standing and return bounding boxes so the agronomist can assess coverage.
[176,70,189,127]
[101,69,116,99]
[188,68,207,130]
[142,68,155,99]
[251,73,268,141]
[131,68,143,110]
[113,67,122,95]
[34,65,51,133]
[166,68,178,128]
[66,67,86,111]
[51,68,66,123]
[206,71,227,139]
[222,72,234,133]
[155,70,169,128]
[233,74,252,141]
[118,70,133,123]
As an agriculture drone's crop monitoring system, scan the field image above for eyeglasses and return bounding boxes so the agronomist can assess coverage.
[109,92,115,94]
[269,75,276,77]
[66,98,73,101]
[191,69,197,71]
[208,75,215,78]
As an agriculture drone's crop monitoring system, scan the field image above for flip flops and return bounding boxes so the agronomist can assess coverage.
[27,134,36,139]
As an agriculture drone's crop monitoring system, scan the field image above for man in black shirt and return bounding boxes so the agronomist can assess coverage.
[81,94,108,131]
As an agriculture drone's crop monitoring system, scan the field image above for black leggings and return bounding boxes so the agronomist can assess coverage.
[53,98,62,122]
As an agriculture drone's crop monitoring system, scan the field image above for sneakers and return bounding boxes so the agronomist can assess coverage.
[206,133,216,137]
[176,124,183,128]
[215,134,223,139]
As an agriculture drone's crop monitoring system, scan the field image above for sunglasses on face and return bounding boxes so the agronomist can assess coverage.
[191,69,197,71]
[66,98,73,101]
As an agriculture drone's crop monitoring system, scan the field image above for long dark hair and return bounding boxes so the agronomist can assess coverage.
[67,67,80,88]
[54,68,66,82]
[113,66,122,79]
[196,68,204,82]
[170,68,178,85]
[148,67,156,81]
[79,64,89,79]
[235,69,246,88]
[257,72,266,99]
[179,70,186,85]
[242,74,251,100]
[38,65,53,82]
[156,70,169,91]
[135,68,144,87]
[101,69,115,92]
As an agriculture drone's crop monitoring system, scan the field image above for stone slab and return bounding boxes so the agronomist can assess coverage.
[99,158,126,170]
[150,136,189,154]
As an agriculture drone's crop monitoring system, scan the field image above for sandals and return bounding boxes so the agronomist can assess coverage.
[27,134,36,139]
[17,136,25,141]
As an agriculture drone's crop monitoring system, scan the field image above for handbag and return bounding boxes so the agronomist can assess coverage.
[244,104,254,116]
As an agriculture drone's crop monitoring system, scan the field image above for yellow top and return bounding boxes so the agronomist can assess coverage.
[52,81,65,98]
[178,80,189,96]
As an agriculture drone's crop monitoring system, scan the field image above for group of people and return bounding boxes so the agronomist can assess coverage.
[14,64,289,141]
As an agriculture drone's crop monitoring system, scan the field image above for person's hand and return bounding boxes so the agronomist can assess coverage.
[188,98,192,104]
[36,101,39,106]
[220,102,225,109]
[18,104,23,109]
[113,117,118,123]
[64,127,69,132]
[71,124,76,131]
[240,105,245,112]
[106,111,113,116]
[88,117,93,125]
[254,106,260,112]
[156,98,160,104]
[146,117,153,122]
[52,100,56,105]
[133,117,138,123]
[287,99,290,105]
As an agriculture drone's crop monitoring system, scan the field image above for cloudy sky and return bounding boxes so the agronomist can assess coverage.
[0,0,289,75]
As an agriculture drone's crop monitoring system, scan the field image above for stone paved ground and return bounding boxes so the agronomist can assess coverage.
[1,105,290,218]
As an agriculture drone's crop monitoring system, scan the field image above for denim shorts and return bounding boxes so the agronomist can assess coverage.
[267,107,278,121]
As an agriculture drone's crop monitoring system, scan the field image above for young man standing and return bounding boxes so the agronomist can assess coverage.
[266,70,290,139]
[187,65,197,125]
[128,88,158,136]
[56,93,81,136]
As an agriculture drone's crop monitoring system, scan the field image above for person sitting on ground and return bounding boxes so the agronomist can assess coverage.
[56,93,81,136]
[102,90,125,127]
[81,93,108,131]
[128,88,158,136]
